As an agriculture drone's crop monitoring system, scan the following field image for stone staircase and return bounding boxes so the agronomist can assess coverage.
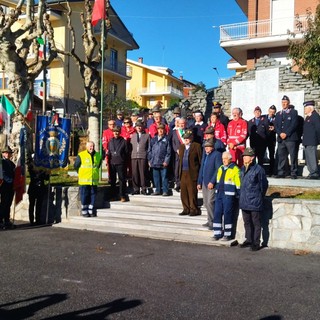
[54,190,235,247]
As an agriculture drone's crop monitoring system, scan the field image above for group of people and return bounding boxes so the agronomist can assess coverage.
[72,96,320,250]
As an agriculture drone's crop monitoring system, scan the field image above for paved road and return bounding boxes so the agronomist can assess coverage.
[1,224,320,320]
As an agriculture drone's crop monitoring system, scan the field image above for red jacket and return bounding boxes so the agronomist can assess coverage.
[149,122,170,138]
[102,129,114,151]
[227,118,248,147]
[121,126,135,142]
[206,120,227,145]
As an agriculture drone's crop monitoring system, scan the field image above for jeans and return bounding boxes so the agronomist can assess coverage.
[152,167,168,193]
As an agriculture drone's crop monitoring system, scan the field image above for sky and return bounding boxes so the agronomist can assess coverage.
[113,0,247,89]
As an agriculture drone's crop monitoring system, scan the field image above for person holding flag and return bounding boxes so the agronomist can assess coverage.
[0,146,16,230]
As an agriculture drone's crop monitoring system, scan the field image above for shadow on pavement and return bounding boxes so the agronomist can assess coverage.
[0,294,143,320]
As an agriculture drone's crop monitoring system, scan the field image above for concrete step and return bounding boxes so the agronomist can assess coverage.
[97,209,206,224]
[53,189,225,246]
[54,222,233,247]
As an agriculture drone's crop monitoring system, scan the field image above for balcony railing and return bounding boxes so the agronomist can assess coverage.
[220,15,309,42]
[102,56,131,78]
[139,86,183,98]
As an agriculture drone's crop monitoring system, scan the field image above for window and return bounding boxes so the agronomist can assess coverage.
[110,49,118,71]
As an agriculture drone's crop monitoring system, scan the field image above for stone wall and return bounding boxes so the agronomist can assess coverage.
[214,56,320,116]
[235,198,320,252]
[14,185,109,224]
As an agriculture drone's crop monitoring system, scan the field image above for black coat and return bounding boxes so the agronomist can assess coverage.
[275,108,299,142]
[248,116,269,146]
[107,137,128,165]
[302,110,320,146]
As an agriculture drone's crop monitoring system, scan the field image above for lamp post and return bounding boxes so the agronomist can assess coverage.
[213,67,220,86]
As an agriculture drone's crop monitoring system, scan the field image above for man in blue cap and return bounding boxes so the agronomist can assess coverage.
[302,100,320,179]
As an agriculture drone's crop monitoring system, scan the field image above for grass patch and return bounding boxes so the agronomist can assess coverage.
[26,167,109,187]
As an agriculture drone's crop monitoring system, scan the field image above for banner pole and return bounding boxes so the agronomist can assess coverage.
[99,16,105,182]
[45,174,51,225]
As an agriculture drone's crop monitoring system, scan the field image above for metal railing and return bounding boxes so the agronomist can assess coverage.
[102,55,131,78]
[220,15,309,42]
[139,86,183,97]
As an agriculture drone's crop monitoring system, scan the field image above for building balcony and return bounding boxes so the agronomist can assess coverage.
[138,86,184,98]
[220,15,309,65]
[101,57,132,80]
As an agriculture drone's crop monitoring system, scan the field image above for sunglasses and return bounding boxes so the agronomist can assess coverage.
[124,121,131,124]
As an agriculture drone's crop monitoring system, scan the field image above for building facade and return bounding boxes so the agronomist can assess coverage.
[220,0,319,71]
[0,1,139,118]
[126,58,184,109]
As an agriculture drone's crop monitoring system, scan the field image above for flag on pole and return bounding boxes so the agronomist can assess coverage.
[18,91,30,116]
[34,115,71,169]
[1,94,15,116]
[14,127,27,205]
[91,0,105,26]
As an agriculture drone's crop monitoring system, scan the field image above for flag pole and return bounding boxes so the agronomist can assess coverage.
[99,7,105,182]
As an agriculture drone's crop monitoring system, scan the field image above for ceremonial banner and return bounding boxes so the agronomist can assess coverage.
[34,115,71,169]
[14,127,27,204]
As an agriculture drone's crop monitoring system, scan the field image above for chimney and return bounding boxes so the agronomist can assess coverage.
[180,75,183,80]
[138,57,143,63]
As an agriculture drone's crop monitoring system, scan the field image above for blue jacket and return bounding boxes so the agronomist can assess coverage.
[239,162,268,211]
[148,135,171,168]
[197,150,222,186]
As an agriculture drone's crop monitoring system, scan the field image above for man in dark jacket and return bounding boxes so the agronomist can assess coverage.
[302,100,320,179]
[265,105,277,176]
[0,146,16,229]
[248,106,269,166]
[130,120,150,194]
[239,147,268,251]
[275,95,299,179]
[148,123,171,196]
[178,131,202,216]
[197,139,222,230]
[107,126,128,202]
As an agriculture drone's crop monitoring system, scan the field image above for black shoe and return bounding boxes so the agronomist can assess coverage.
[175,187,180,192]
[189,211,201,216]
[275,175,284,179]
[179,211,189,216]
[212,236,220,241]
[162,192,170,197]
[291,175,297,180]
[131,190,140,195]
[141,189,147,195]
[239,241,252,248]
[250,244,260,251]
[153,192,161,196]
[82,214,91,217]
